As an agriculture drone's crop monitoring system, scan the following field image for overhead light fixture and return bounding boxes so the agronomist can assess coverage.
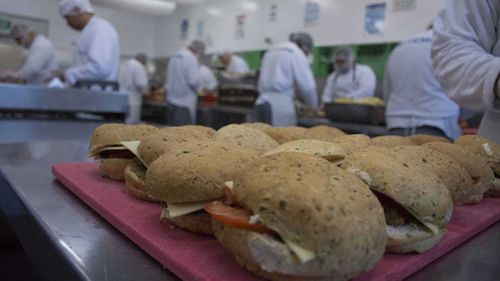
[92,0,177,16]
[240,0,259,12]
[207,8,222,17]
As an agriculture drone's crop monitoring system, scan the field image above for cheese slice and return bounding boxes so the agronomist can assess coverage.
[120,141,148,167]
[282,237,316,264]
[404,208,440,235]
[167,201,212,218]
[225,181,234,190]
[483,143,494,156]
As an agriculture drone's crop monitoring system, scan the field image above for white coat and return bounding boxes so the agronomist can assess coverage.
[257,42,318,127]
[322,64,376,103]
[166,49,201,121]
[199,65,218,92]
[119,58,148,124]
[432,0,500,142]
[384,30,461,140]
[65,16,120,85]
[16,34,58,85]
[226,55,249,74]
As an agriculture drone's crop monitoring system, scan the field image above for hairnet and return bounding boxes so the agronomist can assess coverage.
[59,0,94,16]
[135,53,148,63]
[335,47,354,59]
[10,24,31,39]
[289,32,314,54]
[189,40,206,52]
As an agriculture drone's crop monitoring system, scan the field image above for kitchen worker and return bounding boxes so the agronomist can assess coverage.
[166,40,204,125]
[432,0,500,142]
[322,47,376,103]
[219,51,250,75]
[119,53,149,124]
[58,0,120,85]
[198,64,218,93]
[384,28,461,140]
[256,32,318,126]
[9,24,57,85]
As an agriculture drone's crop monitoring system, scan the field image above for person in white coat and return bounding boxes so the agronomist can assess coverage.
[219,52,249,75]
[58,0,120,86]
[119,53,149,124]
[198,64,218,93]
[384,29,461,140]
[9,24,57,85]
[432,0,500,142]
[166,40,204,125]
[256,32,318,126]
[322,47,376,103]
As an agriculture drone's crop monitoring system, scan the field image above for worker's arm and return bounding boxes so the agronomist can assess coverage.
[186,56,202,94]
[292,52,318,109]
[382,64,392,101]
[16,46,51,80]
[134,64,149,94]
[321,73,336,103]
[346,66,377,99]
[432,0,500,112]
[65,27,117,85]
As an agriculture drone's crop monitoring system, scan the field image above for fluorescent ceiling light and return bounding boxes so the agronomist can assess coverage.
[93,0,177,16]
[240,0,259,12]
[207,8,222,17]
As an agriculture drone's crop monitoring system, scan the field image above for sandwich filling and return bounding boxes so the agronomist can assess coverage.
[204,181,316,263]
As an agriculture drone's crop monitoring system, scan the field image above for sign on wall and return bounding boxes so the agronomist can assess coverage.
[304,0,320,26]
[180,18,189,40]
[269,3,278,22]
[196,20,205,39]
[235,14,246,39]
[393,0,417,12]
[364,3,386,36]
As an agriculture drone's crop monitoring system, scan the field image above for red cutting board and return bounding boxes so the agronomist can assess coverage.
[52,162,500,281]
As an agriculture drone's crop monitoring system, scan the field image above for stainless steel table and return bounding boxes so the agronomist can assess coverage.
[0,140,499,281]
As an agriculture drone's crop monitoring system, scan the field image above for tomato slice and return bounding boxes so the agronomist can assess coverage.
[204,201,275,235]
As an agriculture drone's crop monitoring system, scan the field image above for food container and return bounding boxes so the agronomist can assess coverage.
[325,102,386,125]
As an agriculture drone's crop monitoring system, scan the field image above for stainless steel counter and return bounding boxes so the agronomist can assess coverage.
[1,140,500,280]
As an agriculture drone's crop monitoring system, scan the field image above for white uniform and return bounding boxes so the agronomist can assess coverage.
[119,58,148,124]
[199,65,218,92]
[322,64,376,102]
[257,42,318,126]
[384,30,461,140]
[226,55,249,74]
[16,34,57,85]
[65,16,120,85]
[166,49,201,121]
[432,0,500,142]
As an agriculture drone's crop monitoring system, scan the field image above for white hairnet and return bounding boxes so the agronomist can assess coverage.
[59,0,94,16]
[335,47,354,59]
[189,40,206,52]
[10,24,31,39]
[289,32,314,55]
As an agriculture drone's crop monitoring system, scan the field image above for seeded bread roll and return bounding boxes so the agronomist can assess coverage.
[214,152,386,280]
[407,134,451,145]
[370,135,415,148]
[124,159,158,202]
[305,125,346,142]
[263,139,345,164]
[455,135,500,176]
[262,127,308,144]
[215,124,279,154]
[327,134,370,154]
[241,122,273,131]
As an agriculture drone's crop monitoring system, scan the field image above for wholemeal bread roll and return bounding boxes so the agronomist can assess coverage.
[263,139,345,164]
[407,134,451,145]
[89,124,158,180]
[146,141,258,234]
[370,135,415,148]
[327,134,370,154]
[263,127,308,144]
[214,124,279,154]
[423,142,494,201]
[305,125,346,142]
[212,152,386,280]
[241,122,273,131]
[455,135,500,176]
[391,146,475,205]
[137,126,214,166]
[341,146,452,253]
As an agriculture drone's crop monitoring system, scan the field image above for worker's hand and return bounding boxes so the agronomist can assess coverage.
[51,70,66,82]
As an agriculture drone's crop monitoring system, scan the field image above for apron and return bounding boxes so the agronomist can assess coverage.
[257,92,296,127]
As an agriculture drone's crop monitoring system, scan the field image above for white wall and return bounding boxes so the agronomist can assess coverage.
[154,0,446,57]
[0,0,158,65]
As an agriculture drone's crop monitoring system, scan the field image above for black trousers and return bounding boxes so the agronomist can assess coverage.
[166,103,193,126]
[254,102,272,125]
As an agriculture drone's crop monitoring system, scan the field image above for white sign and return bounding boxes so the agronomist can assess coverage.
[393,0,417,12]
[364,3,386,36]
[304,0,320,26]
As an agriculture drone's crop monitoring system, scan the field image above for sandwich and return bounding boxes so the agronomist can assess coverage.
[326,134,370,154]
[423,142,494,201]
[305,125,346,142]
[370,135,415,148]
[391,146,475,205]
[214,124,279,154]
[145,141,258,235]
[455,135,500,196]
[207,152,386,280]
[263,139,346,164]
[341,146,453,253]
[262,127,308,144]
[407,134,451,145]
[137,126,214,167]
[88,124,157,180]
[123,159,158,202]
